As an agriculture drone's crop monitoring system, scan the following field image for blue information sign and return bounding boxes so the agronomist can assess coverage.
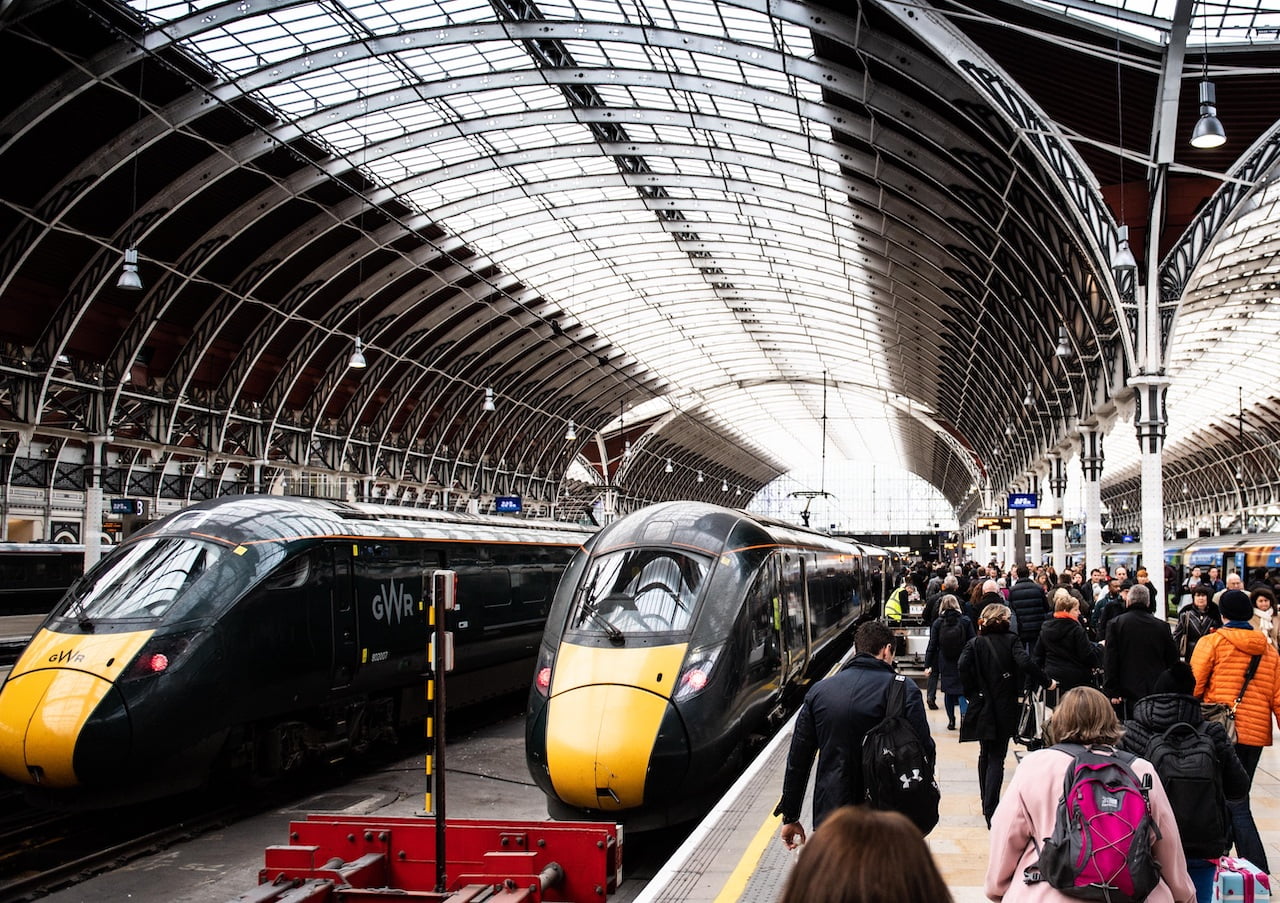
[495,495,522,513]
[1007,493,1038,510]
[110,498,143,515]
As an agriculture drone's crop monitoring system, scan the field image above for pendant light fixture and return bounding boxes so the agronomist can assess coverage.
[348,337,367,369]
[564,420,576,442]
[1054,324,1074,360]
[664,458,673,473]
[482,387,496,412]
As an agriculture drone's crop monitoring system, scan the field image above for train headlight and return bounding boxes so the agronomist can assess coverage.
[673,644,723,702]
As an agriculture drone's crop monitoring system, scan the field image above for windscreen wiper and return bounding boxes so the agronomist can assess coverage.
[580,604,625,646]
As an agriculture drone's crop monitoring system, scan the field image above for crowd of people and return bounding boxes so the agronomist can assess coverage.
[775,556,1280,903]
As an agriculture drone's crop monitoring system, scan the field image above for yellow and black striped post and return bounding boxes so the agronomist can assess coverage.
[424,569,455,893]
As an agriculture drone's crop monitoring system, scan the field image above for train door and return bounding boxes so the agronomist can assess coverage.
[780,552,810,676]
[330,543,359,689]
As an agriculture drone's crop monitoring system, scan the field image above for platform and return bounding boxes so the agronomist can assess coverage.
[634,683,1280,903]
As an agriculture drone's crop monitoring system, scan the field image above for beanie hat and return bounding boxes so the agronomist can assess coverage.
[1219,589,1253,622]
[1153,661,1195,696]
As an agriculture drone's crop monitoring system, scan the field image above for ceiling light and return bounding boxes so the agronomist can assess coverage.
[564,420,576,442]
[1022,382,1033,405]
[623,440,632,459]
[665,458,673,473]
[721,478,728,492]
[1055,325,1073,360]
[1190,79,1226,149]
[482,387,496,412]
[1111,225,1137,272]
[348,337,367,369]
[117,248,143,291]
[697,470,704,483]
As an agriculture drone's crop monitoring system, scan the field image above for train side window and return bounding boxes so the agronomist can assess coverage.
[263,555,311,591]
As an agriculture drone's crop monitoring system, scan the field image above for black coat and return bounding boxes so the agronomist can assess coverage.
[776,653,934,827]
[1173,606,1222,661]
[1121,692,1249,803]
[1006,577,1049,645]
[925,610,975,695]
[1032,615,1100,692]
[1103,607,1179,704]
[957,628,1051,741]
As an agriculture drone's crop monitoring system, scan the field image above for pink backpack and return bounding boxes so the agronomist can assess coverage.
[1023,744,1161,903]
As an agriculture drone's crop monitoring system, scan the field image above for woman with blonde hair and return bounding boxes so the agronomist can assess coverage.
[958,603,1055,826]
[779,805,953,903]
[985,687,1196,902]
[1032,589,1101,705]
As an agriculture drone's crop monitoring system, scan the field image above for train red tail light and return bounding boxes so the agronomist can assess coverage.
[121,633,195,682]
[673,644,723,702]
[533,645,556,697]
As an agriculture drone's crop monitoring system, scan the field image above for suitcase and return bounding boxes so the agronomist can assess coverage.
[1213,857,1272,902]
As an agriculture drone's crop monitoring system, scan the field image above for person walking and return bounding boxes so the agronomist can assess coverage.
[925,594,975,730]
[984,687,1197,903]
[958,602,1055,827]
[1032,589,1100,705]
[1172,584,1221,662]
[1189,588,1280,872]
[1007,564,1049,650]
[1121,663,1249,902]
[1104,583,1179,719]
[775,620,934,848]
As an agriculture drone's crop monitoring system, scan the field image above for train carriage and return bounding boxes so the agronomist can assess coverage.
[0,495,592,806]
[525,501,889,829]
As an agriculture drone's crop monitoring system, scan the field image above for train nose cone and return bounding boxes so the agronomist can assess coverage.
[0,669,125,787]
[0,629,148,787]
[545,683,689,811]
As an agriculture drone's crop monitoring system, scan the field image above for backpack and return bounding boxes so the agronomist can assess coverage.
[1143,722,1231,858]
[1026,744,1162,903]
[861,674,940,836]
[939,614,967,659]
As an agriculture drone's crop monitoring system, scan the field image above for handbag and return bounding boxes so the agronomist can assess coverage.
[1016,684,1046,748]
[959,694,984,742]
[1201,654,1262,744]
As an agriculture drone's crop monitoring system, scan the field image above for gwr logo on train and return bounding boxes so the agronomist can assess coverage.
[47,649,86,664]
[370,579,416,625]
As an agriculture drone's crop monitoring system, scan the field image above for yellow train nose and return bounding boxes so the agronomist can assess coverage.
[0,628,151,787]
[542,641,691,811]
[0,668,116,786]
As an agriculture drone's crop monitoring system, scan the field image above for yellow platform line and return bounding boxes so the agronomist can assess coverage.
[713,812,782,903]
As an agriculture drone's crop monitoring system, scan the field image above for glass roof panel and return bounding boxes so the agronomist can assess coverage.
[1017,0,1280,44]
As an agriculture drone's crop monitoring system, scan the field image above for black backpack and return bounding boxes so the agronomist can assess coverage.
[1142,721,1231,858]
[862,674,940,835]
[939,614,967,659]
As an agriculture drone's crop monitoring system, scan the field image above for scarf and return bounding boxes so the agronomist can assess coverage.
[1053,610,1079,621]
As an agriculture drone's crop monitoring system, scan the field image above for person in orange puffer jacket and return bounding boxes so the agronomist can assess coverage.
[1189,588,1280,872]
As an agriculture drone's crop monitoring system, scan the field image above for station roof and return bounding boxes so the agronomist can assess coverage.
[1,0,1277,518]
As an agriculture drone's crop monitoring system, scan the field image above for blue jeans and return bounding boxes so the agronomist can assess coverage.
[1187,858,1216,903]
[1229,744,1268,872]
[944,693,967,724]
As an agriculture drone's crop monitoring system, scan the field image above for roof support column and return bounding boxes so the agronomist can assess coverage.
[1048,453,1068,574]
[1078,424,1104,570]
[84,436,106,571]
[1133,374,1170,595]
[1027,476,1042,567]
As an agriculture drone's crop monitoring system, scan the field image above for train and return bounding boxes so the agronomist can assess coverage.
[0,542,86,616]
[1067,532,1280,612]
[524,501,897,829]
[0,495,593,807]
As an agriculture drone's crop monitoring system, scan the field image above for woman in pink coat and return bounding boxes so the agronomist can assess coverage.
[984,687,1196,903]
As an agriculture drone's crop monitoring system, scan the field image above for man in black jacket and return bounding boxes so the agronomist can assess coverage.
[1104,583,1179,719]
[1006,563,1049,649]
[775,620,934,849]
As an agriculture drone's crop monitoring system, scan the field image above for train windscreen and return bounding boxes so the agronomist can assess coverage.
[570,548,707,636]
[53,536,282,624]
